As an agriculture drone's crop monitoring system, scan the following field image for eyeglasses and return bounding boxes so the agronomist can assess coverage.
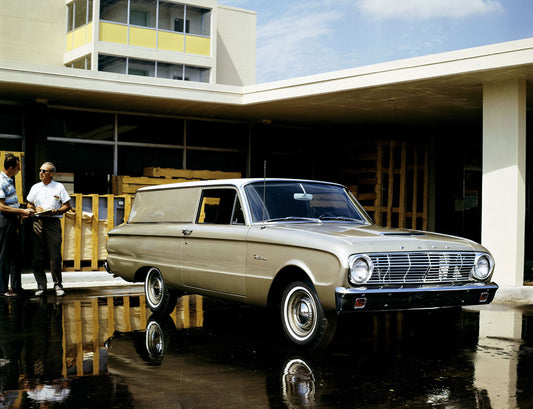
[39,169,53,173]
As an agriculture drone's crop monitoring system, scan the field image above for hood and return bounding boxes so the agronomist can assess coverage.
[267,222,483,253]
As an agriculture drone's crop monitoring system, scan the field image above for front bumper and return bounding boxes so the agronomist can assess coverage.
[335,283,498,312]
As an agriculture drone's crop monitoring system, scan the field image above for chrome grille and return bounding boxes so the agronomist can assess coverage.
[367,252,475,284]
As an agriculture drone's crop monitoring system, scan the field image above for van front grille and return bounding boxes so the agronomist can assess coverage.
[367,252,476,284]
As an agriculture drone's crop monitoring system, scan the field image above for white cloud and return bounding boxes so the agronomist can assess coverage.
[255,4,350,82]
[356,0,503,19]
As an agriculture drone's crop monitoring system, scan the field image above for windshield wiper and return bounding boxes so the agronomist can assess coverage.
[318,216,365,223]
[266,216,321,223]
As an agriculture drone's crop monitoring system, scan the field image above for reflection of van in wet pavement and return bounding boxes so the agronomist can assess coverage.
[0,291,532,408]
[106,178,498,349]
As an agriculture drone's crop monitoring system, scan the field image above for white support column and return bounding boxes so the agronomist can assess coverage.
[482,78,526,287]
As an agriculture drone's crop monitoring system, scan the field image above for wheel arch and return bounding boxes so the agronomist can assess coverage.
[134,266,152,283]
[267,265,314,310]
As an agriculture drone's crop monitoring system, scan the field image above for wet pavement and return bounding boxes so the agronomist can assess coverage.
[1,286,532,409]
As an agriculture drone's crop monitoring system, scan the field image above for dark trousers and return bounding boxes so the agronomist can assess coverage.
[0,214,22,293]
[32,218,63,290]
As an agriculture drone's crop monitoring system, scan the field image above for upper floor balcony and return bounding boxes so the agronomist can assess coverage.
[66,0,213,60]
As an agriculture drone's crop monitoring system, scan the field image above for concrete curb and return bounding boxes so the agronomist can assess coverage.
[21,271,141,290]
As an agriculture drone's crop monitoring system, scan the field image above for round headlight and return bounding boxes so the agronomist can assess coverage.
[472,254,493,281]
[349,255,373,284]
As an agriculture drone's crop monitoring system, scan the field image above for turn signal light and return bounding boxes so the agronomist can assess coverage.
[355,298,367,309]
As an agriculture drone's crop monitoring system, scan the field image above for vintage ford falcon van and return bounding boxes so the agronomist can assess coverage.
[106,178,498,349]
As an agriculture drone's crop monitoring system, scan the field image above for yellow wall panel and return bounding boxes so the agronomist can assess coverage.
[129,26,157,49]
[158,31,184,52]
[99,22,127,44]
[66,32,73,52]
[185,36,210,56]
[72,26,87,49]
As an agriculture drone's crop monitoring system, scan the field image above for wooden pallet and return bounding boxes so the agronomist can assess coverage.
[61,194,133,271]
[113,168,242,195]
[343,138,429,230]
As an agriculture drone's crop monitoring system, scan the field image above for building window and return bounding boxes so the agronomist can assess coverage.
[98,54,210,83]
[100,0,128,24]
[99,55,127,73]
[67,0,93,32]
[174,18,190,33]
[128,59,154,76]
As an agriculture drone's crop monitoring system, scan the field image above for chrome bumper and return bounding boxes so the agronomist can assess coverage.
[335,283,498,312]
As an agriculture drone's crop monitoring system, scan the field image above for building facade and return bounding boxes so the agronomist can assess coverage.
[0,1,532,289]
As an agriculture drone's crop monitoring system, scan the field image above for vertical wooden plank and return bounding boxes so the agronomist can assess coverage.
[61,302,67,378]
[375,140,383,226]
[107,297,115,339]
[386,140,395,227]
[74,301,83,376]
[60,212,66,267]
[106,194,114,230]
[74,194,83,270]
[123,296,132,333]
[399,141,407,228]
[91,195,99,270]
[182,295,190,329]
[139,295,147,329]
[195,295,203,327]
[123,194,133,223]
[423,143,429,230]
[412,146,419,230]
[91,299,100,375]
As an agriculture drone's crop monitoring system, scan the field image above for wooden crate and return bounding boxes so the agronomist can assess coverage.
[144,167,241,179]
[342,138,429,230]
[0,151,24,203]
[113,168,242,195]
[112,175,195,195]
[61,194,133,271]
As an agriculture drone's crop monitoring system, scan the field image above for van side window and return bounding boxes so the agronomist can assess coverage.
[197,188,245,225]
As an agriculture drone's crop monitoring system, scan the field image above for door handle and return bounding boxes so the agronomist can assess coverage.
[182,229,192,236]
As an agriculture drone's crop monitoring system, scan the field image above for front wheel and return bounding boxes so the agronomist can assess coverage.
[280,281,337,349]
[144,268,177,315]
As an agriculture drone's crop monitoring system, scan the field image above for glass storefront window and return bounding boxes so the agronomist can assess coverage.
[48,141,114,194]
[100,0,128,24]
[0,106,23,137]
[47,110,115,141]
[118,145,183,176]
[117,115,184,145]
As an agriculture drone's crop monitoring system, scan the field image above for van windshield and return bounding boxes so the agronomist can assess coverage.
[244,181,372,224]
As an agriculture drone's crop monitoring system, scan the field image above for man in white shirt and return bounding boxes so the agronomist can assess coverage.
[27,162,71,297]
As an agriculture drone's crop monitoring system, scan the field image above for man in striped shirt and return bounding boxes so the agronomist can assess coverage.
[0,154,34,296]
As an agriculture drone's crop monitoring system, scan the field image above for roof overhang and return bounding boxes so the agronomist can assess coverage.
[1,38,532,126]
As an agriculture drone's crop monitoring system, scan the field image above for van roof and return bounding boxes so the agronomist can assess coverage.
[137,178,343,192]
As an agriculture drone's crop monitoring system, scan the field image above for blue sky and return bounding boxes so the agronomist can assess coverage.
[217,0,533,84]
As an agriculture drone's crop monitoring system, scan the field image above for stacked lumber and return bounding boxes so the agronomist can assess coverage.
[112,168,242,195]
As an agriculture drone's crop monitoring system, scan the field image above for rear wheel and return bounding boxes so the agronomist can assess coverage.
[280,281,337,349]
[144,268,177,315]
